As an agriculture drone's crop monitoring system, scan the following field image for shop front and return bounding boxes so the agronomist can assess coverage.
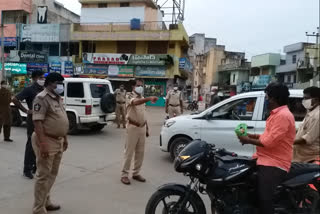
[0,62,28,93]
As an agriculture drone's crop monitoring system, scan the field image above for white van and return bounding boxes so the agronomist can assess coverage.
[160,90,305,159]
[11,78,116,134]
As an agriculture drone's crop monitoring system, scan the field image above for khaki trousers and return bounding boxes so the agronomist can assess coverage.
[168,106,181,118]
[121,125,146,177]
[116,104,126,127]
[32,133,63,214]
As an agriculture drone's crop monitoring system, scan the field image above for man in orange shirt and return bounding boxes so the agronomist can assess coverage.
[238,83,296,214]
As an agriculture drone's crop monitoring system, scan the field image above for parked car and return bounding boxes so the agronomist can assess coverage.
[11,78,116,134]
[160,90,305,160]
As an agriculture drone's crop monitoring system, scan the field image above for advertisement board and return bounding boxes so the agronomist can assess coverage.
[84,64,109,75]
[0,63,27,75]
[108,65,134,77]
[21,24,60,42]
[135,66,166,77]
[64,61,73,74]
[83,53,131,65]
[27,63,48,75]
[128,54,167,66]
[0,37,18,47]
[50,61,62,73]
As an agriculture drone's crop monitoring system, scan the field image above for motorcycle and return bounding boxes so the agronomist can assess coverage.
[187,101,199,111]
[145,140,320,214]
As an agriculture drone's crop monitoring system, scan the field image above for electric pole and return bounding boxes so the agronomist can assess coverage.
[0,10,5,82]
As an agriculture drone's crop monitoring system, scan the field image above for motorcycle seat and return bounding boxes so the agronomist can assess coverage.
[286,162,320,180]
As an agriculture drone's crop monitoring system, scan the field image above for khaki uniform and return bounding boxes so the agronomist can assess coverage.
[115,89,127,127]
[0,88,12,140]
[121,92,146,177]
[166,90,182,118]
[293,106,320,163]
[31,89,69,214]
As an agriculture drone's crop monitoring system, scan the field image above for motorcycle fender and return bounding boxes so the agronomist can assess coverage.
[157,183,192,194]
[283,172,320,188]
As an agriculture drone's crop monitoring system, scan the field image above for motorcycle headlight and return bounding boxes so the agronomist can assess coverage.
[164,120,176,128]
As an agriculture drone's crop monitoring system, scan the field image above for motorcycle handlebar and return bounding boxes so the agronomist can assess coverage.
[215,148,237,157]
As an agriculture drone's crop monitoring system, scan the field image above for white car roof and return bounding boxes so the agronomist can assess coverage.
[64,78,111,84]
[233,89,303,98]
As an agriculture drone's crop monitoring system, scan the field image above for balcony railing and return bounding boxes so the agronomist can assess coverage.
[218,63,250,72]
[73,21,169,32]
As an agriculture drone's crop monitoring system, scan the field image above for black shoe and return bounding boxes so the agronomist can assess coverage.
[23,171,34,179]
[4,139,13,142]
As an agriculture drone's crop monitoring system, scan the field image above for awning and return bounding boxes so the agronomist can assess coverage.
[107,77,135,81]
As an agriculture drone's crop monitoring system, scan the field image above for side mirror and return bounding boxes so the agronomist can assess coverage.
[205,112,212,120]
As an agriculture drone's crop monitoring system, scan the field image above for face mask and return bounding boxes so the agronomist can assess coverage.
[54,84,64,95]
[302,99,313,110]
[135,86,143,95]
[37,80,45,86]
[173,87,178,91]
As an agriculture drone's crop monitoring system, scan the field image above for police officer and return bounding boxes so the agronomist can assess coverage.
[13,71,45,179]
[115,84,127,128]
[31,73,69,214]
[0,80,13,142]
[121,79,158,185]
[165,84,183,118]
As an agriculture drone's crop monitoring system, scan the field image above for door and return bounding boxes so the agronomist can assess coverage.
[200,96,260,156]
[65,82,87,116]
[90,83,111,116]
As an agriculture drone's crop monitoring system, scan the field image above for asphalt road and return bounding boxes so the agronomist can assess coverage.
[0,107,205,214]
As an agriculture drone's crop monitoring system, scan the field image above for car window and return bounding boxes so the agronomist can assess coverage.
[211,98,257,120]
[67,83,84,98]
[262,97,306,121]
[90,84,110,98]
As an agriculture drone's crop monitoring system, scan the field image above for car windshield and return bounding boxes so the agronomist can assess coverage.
[90,84,110,98]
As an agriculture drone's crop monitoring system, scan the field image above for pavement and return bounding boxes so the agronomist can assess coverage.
[0,107,201,214]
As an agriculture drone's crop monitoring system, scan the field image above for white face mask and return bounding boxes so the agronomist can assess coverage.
[173,87,178,91]
[302,99,313,110]
[37,80,45,86]
[135,86,143,95]
[54,84,64,95]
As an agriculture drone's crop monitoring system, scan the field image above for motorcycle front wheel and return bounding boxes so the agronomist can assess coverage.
[145,189,206,214]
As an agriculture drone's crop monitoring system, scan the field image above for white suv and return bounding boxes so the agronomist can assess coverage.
[12,78,116,134]
[160,90,305,160]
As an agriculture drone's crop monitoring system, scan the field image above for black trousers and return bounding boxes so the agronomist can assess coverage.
[0,124,11,140]
[258,165,287,214]
[23,115,36,173]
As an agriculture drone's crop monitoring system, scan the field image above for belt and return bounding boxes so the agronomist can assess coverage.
[45,133,63,140]
[117,102,125,104]
[128,119,146,128]
[169,104,180,107]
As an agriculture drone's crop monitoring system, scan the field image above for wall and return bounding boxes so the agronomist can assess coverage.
[251,53,280,67]
[0,0,32,14]
[230,70,249,85]
[31,0,80,24]
[94,41,117,53]
[81,7,145,23]
[204,46,225,87]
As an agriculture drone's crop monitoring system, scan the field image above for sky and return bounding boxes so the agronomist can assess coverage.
[57,0,319,59]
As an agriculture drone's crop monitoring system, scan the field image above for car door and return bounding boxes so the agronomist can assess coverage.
[65,82,88,117]
[90,83,111,116]
[200,96,261,156]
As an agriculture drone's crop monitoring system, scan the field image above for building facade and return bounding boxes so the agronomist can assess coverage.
[71,0,189,106]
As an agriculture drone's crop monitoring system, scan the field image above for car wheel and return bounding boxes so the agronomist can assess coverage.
[90,124,105,132]
[169,137,192,160]
[67,112,78,135]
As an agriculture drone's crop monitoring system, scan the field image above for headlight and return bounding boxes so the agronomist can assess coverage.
[164,120,176,128]
[180,155,190,160]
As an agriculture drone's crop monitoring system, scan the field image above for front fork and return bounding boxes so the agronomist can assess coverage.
[175,179,200,214]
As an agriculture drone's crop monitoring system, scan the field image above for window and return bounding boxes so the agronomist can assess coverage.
[232,74,236,83]
[292,55,297,64]
[117,41,136,54]
[211,98,257,120]
[67,83,84,98]
[90,84,110,98]
[148,41,168,54]
[120,2,130,7]
[98,3,108,8]
[294,75,297,83]
[287,75,291,83]
[262,98,306,121]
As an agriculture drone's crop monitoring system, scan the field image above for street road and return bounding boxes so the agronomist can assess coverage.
[0,107,203,214]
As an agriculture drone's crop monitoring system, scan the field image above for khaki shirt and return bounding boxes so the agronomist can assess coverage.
[126,92,146,127]
[166,90,182,106]
[293,105,320,162]
[32,89,69,152]
[115,89,126,103]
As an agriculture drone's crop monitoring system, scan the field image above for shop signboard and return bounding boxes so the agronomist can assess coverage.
[83,53,131,65]
[27,63,48,75]
[128,54,167,66]
[84,64,108,75]
[108,65,134,77]
[50,61,61,73]
[21,24,60,42]
[0,63,27,75]
[135,66,166,77]
[0,37,18,47]
[15,51,48,63]
[64,61,73,74]
[179,57,192,72]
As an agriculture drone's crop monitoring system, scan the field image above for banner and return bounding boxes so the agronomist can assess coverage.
[135,66,166,77]
[84,64,108,75]
[83,53,131,65]
[27,63,48,75]
[179,57,192,72]
[64,61,73,74]
[21,24,60,42]
[0,63,27,75]
[108,65,134,77]
[128,54,168,66]
[50,61,61,73]
[0,37,17,47]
